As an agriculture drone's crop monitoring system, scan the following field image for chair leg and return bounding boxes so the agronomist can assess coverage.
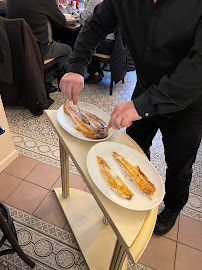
[110,79,113,95]
[102,63,109,71]
[57,60,61,91]
[122,77,125,84]
[0,211,35,268]
[57,71,61,91]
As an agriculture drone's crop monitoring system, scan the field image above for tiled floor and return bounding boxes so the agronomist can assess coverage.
[0,155,201,270]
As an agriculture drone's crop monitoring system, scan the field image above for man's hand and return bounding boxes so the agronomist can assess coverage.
[107,101,142,130]
[59,72,84,104]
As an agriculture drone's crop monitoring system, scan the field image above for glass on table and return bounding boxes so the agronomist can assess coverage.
[60,0,68,9]
[58,0,72,14]
[78,0,84,12]
[66,1,73,14]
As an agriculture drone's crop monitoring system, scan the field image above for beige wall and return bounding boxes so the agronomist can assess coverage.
[0,96,18,172]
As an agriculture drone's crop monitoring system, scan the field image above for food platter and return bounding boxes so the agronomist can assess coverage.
[57,102,113,141]
[87,142,165,210]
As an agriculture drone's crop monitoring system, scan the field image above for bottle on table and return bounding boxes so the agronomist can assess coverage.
[66,0,72,13]
[61,0,68,8]
[72,0,77,10]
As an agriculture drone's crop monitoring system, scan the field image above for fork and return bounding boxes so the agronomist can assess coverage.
[76,104,106,134]
[76,104,91,125]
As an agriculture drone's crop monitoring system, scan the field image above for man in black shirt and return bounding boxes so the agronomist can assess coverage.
[6,0,72,91]
[59,0,202,235]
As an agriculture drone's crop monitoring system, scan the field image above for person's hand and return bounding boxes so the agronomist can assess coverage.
[59,72,84,104]
[107,101,142,130]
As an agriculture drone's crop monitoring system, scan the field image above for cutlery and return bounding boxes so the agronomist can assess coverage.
[76,103,107,134]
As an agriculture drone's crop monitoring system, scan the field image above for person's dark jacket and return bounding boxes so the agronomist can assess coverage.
[0,17,53,115]
[127,50,135,72]
[109,28,127,84]
[67,0,202,117]
[0,2,6,18]
[6,0,65,54]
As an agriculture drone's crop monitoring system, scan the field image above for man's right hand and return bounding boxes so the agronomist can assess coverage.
[59,72,84,105]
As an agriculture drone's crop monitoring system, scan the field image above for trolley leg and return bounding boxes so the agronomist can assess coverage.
[59,141,69,198]
[109,239,127,270]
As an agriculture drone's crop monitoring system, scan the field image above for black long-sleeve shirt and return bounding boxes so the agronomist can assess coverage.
[68,0,202,117]
[6,0,65,48]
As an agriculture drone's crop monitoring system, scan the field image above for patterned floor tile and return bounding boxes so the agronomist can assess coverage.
[0,205,153,270]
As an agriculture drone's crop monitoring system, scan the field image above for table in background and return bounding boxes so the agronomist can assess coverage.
[52,22,81,49]
[54,1,83,47]
[44,109,158,270]
[64,21,81,48]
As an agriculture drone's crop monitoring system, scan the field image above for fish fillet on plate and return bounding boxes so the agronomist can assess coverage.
[97,156,134,200]
[112,152,156,198]
[64,100,108,139]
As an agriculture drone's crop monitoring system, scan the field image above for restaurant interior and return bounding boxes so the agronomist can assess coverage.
[0,0,201,270]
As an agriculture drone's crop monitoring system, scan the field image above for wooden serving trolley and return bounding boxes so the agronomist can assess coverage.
[44,110,157,270]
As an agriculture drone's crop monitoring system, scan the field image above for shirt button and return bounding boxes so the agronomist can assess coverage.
[145,112,149,117]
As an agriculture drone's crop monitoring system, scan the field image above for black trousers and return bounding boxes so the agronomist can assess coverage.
[43,41,72,83]
[126,100,202,212]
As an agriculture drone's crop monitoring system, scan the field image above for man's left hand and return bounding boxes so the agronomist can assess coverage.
[107,101,142,130]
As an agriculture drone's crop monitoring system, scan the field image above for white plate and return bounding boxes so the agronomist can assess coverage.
[57,102,113,141]
[87,142,165,210]
[65,17,77,24]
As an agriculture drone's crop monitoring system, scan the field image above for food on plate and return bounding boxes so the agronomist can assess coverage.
[97,156,134,200]
[64,100,108,139]
[112,152,156,198]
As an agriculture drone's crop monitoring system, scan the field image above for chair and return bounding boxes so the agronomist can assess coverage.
[0,202,35,268]
[44,58,61,87]
[0,17,54,115]
[92,53,124,95]
[92,29,127,95]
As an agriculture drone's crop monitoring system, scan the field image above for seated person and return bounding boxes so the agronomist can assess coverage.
[0,0,6,18]
[80,0,115,84]
[6,0,72,92]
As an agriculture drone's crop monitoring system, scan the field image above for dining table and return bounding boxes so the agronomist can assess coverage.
[44,109,158,270]
[55,1,82,46]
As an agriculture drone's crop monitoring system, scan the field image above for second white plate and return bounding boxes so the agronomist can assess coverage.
[87,142,165,210]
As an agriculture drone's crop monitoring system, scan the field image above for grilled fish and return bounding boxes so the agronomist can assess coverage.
[64,100,108,139]
[97,156,134,200]
[112,152,156,198]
